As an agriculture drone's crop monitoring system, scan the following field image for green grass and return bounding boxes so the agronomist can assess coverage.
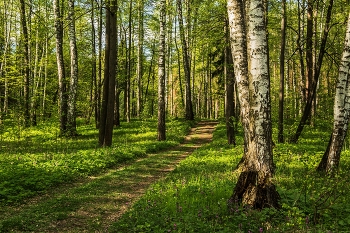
[111,122,350,232]
[0,118,193,205]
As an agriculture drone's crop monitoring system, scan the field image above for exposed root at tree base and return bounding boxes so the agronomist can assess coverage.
[228,171,280,210]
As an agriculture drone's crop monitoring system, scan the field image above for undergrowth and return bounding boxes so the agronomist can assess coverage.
[0,118,193,205]
[111,121,350,232]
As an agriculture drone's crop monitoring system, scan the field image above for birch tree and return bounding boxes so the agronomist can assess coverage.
[158,0,166,141]
[227,0,279,209]
[67,0,79,136]
[317,12,350,174]
[53,0,68,135]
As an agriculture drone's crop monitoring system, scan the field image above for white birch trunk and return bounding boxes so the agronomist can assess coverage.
[227,0,251,152]
[67,0,79,136]
[158,0,166,141]
[227,0,279,209]
[318,12,350,173]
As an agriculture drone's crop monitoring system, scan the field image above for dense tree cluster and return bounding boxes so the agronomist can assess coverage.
[0,0,350,208]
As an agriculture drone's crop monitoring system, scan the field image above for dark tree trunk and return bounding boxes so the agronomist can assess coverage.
[278,0,286,143]
[99,0,117,147]
[177,0,194,120]
[225,28,235,145]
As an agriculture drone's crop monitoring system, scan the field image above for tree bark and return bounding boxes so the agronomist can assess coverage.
[225,26,235,145]
[126,0,133,122]
[99,0,117,147]
[227,0,279,209]
[67,0,79,136]
[177,0,194,120]
[157,0,166,141]
[227,0,250,153]
[136,0,144,116]
[278,0,286,143]
[317,11,350,174]
[53,0,68,135]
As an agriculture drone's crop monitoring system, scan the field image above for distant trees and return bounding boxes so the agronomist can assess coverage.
[0,0,349,160]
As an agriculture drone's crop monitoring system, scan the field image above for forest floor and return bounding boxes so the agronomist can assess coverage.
[0,121,218,232]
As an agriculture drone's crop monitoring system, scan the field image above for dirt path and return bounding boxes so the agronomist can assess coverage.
[0,121,217,232]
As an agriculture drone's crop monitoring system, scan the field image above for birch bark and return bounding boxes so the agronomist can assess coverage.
[317,12,350,174]
[67,0,79,136]
[53,0,68,135]
[158,0,166,141]
[227,0,279,209]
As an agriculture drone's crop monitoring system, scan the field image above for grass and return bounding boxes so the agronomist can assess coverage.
[111,121,350,232]
[0,117,194,205]
[1,118,350,232]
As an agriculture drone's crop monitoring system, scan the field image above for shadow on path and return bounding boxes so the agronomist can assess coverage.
[0,121,218,232]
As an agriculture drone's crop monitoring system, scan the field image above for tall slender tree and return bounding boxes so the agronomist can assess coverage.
[227,0,279,209]
[158,0,166,141]
[53,0,68,135]
[19,0,30,127]
[67,0,79,136]
[136,0,144,116]
[317,11,350,174]
[278,0,287,143]
[99,0,117,147]
[225,23,235,145]
[177,0,194,120]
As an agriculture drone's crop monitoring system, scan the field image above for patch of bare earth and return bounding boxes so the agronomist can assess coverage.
[3,121,217,232]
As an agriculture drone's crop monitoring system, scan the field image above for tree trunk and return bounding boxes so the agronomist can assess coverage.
[95,0,103,129]
[67,0,79,136]
[227,0,250,153]
[227,0,279,209]
[99,0,117,147]
[87,0,97,125]
[157,0,166,141]
[19,0,31,127]
[317,11,350,174]
[126,0,133,122]
[225,27,235,145]
[177,0,194,120]
[278,0,286,143]
[53,0,68,135]
[136,0,144,116]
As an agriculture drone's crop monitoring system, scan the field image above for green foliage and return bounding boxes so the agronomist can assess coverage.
[0,118,192,205]
[111,122,350,232]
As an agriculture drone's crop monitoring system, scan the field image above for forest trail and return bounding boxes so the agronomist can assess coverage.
[1,121,218,232]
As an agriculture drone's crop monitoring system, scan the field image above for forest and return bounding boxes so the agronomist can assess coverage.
[1,0,350,232]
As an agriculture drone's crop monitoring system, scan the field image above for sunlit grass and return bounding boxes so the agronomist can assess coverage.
[0,118,193,205]
[111,122,350,232]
